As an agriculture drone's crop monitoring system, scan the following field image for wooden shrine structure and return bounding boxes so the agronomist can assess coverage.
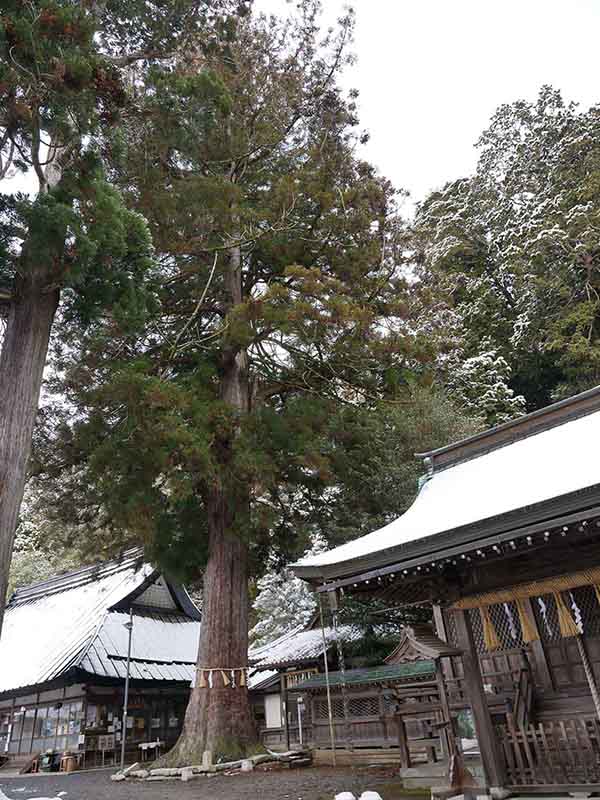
[294,386,600,795]
[280,625,461,762]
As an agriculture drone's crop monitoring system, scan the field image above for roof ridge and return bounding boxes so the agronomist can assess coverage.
[418,384,600,471]
[10,547,144,604]
[249,624,306,656]
[77,609,110,670]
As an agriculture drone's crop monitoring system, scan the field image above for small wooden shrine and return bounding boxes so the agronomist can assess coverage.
[250,622,448,758]
[383,625,462,770]
[294,386,600,794]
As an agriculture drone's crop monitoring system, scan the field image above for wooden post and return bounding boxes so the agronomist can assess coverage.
[379,686,389,744]
[280,674,290,751]
[318,593,336,764]
[435,658,453,760]
[453,609,506,790]
[522,598,554,692]
[396,713,411,769]
[433,604,449,641]
[331,602,353,750]
[575,635,600,722]
[434,604,458,684]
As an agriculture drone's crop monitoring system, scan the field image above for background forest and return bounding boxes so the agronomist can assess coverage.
[2,0,600,737]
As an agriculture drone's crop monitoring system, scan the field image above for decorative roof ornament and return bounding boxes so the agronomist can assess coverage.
[384,624,462,665]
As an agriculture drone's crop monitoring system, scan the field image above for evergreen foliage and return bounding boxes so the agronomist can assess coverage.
[8,1,600,759]
[444,345,526,426]
[250,568,317,648]
[36,2,448,579]
[0,0,244,635]
[414,86,600,410]
[0,0,159,312]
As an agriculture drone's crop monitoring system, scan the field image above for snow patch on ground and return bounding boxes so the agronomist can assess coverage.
[334,793,383,800]
[0,790,67,800]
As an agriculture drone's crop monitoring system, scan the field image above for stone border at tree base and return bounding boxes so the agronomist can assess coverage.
[111,749,312,782]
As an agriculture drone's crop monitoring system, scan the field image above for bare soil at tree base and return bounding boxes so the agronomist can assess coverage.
[0,764,425,800]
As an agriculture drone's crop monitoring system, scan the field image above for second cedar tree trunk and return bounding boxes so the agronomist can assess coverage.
[0,277,60,633]
[0,152,65,635]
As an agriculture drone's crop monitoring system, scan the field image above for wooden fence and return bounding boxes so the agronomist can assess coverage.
[498,719,600,786]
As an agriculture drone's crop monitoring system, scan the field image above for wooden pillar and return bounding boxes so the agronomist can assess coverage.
[396,713,411,769]
[522,598,553,692]
[379,686,389,744]
[433,604,449,642]
[280,674,290,750]
[453,609,506,789]
[435,658,453,760]
[575,635,600,722]
[434,604,458,684]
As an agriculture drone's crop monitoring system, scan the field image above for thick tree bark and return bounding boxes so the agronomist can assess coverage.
[172,495,255,763]
[0,278,60,633]
[165,241,258,764]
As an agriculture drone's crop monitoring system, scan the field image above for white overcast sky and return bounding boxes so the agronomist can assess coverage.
[258,0,600,209]
[4,0,600,209]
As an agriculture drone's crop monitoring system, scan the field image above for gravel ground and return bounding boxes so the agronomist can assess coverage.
[0,765,416,800]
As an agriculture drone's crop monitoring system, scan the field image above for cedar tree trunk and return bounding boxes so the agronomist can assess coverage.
[0,277,60,633]
[173,491,256,763]
[165,240,257,764]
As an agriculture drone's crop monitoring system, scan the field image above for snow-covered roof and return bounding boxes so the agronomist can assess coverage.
[80,610,200,683]
[294,395,600,581]
[249,624,361,669]
[247,669,279,691]
[0,550,201,695]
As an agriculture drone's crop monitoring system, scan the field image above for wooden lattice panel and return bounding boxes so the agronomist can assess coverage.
[498,719,600,786]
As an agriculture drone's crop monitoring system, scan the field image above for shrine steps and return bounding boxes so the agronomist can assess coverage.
[401,759,485,790]
[534,693,597,721]
[312,747,406,767]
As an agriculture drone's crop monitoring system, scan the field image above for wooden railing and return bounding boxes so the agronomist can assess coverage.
[444,656,529,718]
[512,668,533,728]
[498,719,600,787]
[260,713,441,759]
[260,725,313,749]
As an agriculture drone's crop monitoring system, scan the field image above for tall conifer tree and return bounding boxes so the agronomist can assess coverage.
[0,0,239,633]
[39,1,438,760]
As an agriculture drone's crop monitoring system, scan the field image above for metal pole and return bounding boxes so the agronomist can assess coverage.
[297,698,303,747]
[120,608,134,770]
[280,674,290,751]
[331,596,352,750]
[318,593,336,765]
